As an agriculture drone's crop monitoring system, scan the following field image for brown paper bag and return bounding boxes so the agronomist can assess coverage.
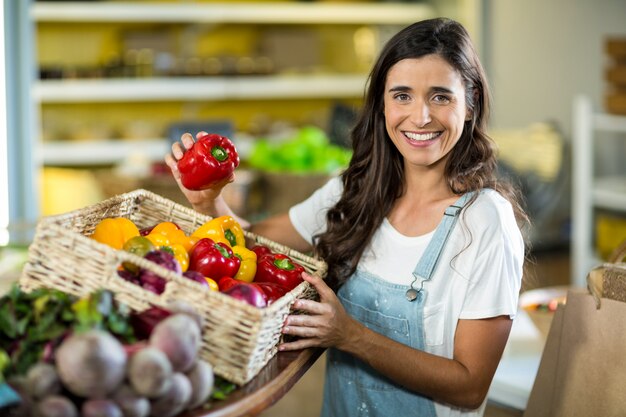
[524,289,626,417]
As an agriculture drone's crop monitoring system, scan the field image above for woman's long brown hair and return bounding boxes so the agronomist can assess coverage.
[314,18,530,290]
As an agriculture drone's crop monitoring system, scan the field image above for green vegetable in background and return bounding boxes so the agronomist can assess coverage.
[248,126,352,174]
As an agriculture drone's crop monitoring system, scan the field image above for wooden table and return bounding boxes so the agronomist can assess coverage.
[184,347,325,417]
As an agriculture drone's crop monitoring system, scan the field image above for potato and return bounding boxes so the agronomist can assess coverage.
[36,395,78,417]
[149,373,192,417]
[112,384,150,417]
[25,362,61,399]
[185,360,215,410]
[81,399,123,417]
[149,314,201,373]
[127,346,172,399]
[55,330,127,398]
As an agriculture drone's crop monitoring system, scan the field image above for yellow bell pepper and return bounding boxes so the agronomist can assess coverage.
[205,277,219,291]
[90,217,140,250]
[145,233,170,248]
[150,222,196,252]
[192,216,245,248]
[168,243,190,272]
[232,245,257,283]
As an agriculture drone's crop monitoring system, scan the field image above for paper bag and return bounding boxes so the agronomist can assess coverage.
[524,289,626,417]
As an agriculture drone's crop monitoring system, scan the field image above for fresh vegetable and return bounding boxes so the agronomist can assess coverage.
[205,277,219,291]
[0,286,134,379]
[81,399,123,417]
[255,253,305,291]
[253,282,289,305]
[37,395,79,417]
[169,243,190,272]
[251,245,272,259]
[177,133,240,190]
[216,276,241,292]
[149,314,201,373]
[111,384,151,417]
[138,250,182,295]
[189,238,241,280]
[185,360,214,410]
[148,222,197,253]
[148,372,192,417]
[25,362,60,399]
[122,236,156,274]
[248,125,352,174]
[222,283,267,308]
[144,233,170,249]
[129,306,172,341]
[192,215,245,248]
[181,270,217,291]
[55,329,127,398]
[128,347,173,398]
[90,217,140,250]
[231,245,257,282]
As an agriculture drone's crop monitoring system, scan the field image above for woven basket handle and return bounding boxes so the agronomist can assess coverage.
[608,239,626,263]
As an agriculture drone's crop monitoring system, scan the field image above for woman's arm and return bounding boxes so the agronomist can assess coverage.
[165,132,313,253]
[281,273,512,410]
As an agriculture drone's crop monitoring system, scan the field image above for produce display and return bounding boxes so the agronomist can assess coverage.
[91,215,306,308]
[0,286,225,417]
[177,133,240,190]
[248,125,352,174]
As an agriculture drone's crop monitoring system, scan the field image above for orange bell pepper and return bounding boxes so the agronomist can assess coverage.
[90,217,140,250]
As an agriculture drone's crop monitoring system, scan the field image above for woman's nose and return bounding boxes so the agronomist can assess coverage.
[410,102,431,127]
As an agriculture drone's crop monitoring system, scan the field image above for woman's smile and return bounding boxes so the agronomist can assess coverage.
[403,130,443,145]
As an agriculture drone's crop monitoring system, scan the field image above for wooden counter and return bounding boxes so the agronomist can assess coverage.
[184,347,325,417]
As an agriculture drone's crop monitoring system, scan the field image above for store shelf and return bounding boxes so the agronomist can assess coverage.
[31,1,435,25]
[593,176,626,212]
[34,74,369,103]
[42,139,169,165]
[571,95,626,287]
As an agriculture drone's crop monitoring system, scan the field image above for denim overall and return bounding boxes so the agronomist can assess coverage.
[320,193,474,417]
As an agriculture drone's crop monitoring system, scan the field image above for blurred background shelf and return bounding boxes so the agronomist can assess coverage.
[41,138,168,166]
[34,74,369,102]
[32,1,435,25]
[572,96,626,288]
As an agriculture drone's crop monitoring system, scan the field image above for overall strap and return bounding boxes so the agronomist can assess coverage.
[410,191,475,293]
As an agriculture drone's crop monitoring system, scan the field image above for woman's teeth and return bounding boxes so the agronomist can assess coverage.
[405,131,441,141]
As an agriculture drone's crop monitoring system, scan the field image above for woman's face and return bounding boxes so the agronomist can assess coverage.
[383,54,469,172]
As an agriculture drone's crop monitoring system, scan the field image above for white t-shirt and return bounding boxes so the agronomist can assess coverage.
[288,176,524,417]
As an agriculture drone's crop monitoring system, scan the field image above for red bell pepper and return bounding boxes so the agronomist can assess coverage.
[255,253,305,291]
[189,238,241,280]
[177,133,240,190]
[253,282,289,305]
[251,245,272,259]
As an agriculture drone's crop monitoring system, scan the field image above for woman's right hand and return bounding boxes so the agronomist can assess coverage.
[164,131,235,215]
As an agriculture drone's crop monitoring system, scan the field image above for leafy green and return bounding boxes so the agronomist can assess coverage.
[210,375,237,401]
[0,284,136,380]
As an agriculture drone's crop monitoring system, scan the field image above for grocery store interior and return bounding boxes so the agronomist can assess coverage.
[1,0,625,416]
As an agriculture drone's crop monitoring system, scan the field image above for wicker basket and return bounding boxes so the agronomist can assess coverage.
[19,189,327,385]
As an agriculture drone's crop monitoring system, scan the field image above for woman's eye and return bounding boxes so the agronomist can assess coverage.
[432,94,451,104]
[394,93,411,102]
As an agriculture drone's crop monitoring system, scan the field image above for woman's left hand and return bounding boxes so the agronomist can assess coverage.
[279,272,357,351]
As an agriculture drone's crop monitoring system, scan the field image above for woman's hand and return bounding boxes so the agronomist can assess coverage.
[164,131,234,215]
[279,272,360,351]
